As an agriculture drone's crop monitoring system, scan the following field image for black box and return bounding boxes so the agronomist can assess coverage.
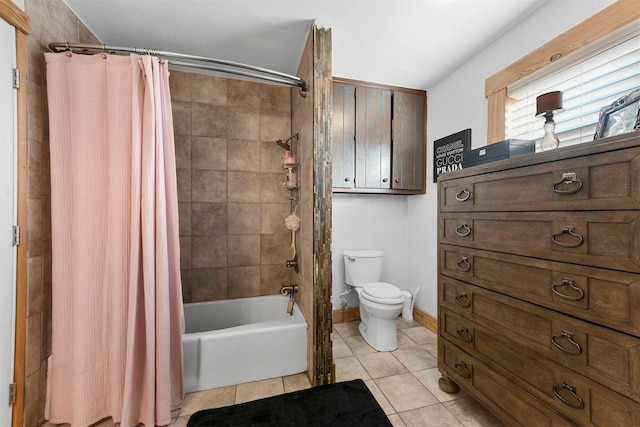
[462,139,535,168]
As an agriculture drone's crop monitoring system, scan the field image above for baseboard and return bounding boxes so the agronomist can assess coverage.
[413,307,437,334]
[332,307,360,324]
[333,306,437,334]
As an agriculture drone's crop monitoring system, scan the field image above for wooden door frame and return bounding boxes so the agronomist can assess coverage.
[0,1,29,426]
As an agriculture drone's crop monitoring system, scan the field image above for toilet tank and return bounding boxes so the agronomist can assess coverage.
[343,250,384,287]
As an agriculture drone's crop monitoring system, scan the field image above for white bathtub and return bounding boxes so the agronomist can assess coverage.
[182,294,308,393]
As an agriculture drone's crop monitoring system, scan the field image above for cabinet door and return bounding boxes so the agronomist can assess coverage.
[392,91,425,191]
[355,87,391,189]
[332,83,355,188]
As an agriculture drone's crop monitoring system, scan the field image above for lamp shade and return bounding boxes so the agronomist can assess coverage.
[536,91,563,116]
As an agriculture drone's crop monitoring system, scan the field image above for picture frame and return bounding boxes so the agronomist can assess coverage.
[433,128,471,183]
[594,87,640,140]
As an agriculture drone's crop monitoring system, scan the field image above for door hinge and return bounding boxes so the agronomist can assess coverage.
[13,225,20,246]
[12,68,19,89]
[9,383,16,406]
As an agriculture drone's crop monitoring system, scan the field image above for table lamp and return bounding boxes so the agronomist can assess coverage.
[536,91,563,151]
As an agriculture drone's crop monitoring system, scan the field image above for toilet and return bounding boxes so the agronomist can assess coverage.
[343,250,404,351]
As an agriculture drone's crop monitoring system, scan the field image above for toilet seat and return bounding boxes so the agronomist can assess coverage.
[361,282,405,304]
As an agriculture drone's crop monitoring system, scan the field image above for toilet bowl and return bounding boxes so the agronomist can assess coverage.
[343,250,404,351]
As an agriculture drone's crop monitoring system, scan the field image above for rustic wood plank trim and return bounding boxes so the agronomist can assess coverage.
[12,28,27,427]
[485,0,639,97]
[0,0,30,34]
[333,76,426,96]
[414,307,437,334]
[332,307,360,324]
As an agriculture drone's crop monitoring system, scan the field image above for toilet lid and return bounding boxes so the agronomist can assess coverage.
[362,282,404,304]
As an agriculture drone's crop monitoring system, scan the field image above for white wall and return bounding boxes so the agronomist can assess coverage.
[408,0,617,317]
[331,193,410,309]
[10,0,25,11]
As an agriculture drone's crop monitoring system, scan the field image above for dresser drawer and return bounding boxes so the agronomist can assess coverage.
[439,291,640,401]
[439,245,640,336]
[440,211,640,273]
[439,145,640,213]
[439,340,574,427]
[440,313,640,426]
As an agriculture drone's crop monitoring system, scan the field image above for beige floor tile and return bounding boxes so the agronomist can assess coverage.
[399,404,464,427]
[413,367,468,403]
[170,415,191,427]
[392,346,437,372]
[333,320,361,338]
[179,386,236,416]
[422,340,438,357]
[397,330,420,348]
[402,326,437,345]
[388,413,407,427]
[235,377,284,404]
[376,373,438,413]
[282,373,312,393]
[443,396,507,427]
[334,355,371,382]
[332,336,355,359]
[396,317,419,330]
[343,335,377,355]
[358,351,408,379]
[364,379,396,415]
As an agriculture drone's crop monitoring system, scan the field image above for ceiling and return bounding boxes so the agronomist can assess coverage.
[62,0,550,90]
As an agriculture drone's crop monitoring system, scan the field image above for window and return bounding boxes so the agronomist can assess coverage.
[507,27,639,147]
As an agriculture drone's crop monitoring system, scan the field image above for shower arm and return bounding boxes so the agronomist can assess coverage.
[48,42,308,93]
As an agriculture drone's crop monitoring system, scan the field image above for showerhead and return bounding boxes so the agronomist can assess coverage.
[276,139,291,150]
[275,133,299,151]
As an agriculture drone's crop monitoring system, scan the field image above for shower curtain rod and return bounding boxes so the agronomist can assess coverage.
[48,42,308,92]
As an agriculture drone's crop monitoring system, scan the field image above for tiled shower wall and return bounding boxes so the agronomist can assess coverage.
[169,71,294,302]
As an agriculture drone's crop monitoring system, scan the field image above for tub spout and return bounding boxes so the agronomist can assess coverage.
[281,284,297,315]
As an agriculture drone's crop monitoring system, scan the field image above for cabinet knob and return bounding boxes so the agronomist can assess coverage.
[344,177,350,182]
[382,178,388,183]
[395,178,400,183]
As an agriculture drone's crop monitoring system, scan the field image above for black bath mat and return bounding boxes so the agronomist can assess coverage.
[186,378,392,427]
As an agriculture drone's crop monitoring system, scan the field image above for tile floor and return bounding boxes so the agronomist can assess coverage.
[44,319,505,426]
[169,318,507,427]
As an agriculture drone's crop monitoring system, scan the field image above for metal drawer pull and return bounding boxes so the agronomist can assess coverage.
[551,279,585,301]
[455,292,471,308]
[553,382,584,409]
[551,329,582,355]
[552,172,583,195]
[455,257,471,272]
[456,326,473,343]
[455,361,471,378]
[552,227,584,248]
[455,223,471,237]
[455,188,471,202]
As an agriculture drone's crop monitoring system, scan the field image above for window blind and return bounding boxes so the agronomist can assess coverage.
[507,28,640,148]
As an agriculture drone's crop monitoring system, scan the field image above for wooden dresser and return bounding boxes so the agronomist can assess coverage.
[437,132,640,426]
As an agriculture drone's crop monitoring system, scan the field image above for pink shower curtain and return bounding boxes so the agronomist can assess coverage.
[45,52,183,426]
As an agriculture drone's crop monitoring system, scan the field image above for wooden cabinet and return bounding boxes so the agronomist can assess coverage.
[437,132,640,426]
[332,78,426,194]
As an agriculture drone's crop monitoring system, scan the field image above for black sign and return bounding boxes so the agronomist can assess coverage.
[433,129,471,183]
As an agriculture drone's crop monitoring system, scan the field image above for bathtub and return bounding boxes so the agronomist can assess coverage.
[182,294,308,393]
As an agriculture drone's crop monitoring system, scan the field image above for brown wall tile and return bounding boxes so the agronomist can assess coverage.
[192,235,228,268]
[192,103,227,137]
[191,268,227,301]
[227,108,260,140]
[191,137,227,170]
[191,203,227,235]
[191,74,227,105]
[191,169,227,203]
[228,235,260,266]
[227,203,260,235]
[228,139,260,172]
[228,266,261,298]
